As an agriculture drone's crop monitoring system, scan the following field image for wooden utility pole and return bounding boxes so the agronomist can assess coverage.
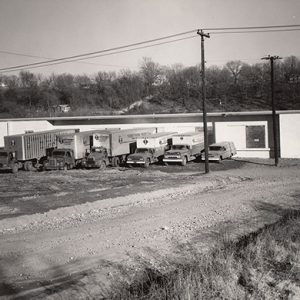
[261,55,282,166]
[197,29,210,173]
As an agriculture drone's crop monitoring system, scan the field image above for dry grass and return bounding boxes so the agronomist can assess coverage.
[104,210,300,299]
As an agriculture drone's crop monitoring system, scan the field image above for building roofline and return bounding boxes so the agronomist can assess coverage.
[1,110,300,122]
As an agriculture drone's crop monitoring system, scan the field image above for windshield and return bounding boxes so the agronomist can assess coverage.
[209,146,223,151]
[0,152,8,157]
[52,150,66,156]
[135,148,149,153]
[171,145,186,150]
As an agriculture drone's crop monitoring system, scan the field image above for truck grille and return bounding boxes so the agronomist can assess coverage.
[49,159,56,166]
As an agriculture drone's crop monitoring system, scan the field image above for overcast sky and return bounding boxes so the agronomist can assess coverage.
[0,0,299,76]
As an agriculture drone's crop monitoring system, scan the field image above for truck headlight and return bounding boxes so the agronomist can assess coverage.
[127,157,132,161]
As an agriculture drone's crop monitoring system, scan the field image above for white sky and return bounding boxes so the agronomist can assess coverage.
[0,0,299,76]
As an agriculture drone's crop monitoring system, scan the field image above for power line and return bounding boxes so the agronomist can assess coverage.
[0,35,198,73]
[0,24,299,73]
[210,28,300,35]
[0,50,131,68]
[0,29,197,72]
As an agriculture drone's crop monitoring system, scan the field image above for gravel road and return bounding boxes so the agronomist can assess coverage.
[0,158,299,299]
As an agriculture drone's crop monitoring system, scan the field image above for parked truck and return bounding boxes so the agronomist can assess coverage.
[126,132,176,168]
[81,128,156,169]
[43,131,90,170]
[0,129,77,173]
[163,132,204,166]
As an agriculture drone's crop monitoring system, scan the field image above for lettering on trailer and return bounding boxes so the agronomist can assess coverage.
[98,135,109,143]
[10,140,15,146]
[59,138,73,145]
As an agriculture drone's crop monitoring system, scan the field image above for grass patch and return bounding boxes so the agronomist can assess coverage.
[104,210,300,299]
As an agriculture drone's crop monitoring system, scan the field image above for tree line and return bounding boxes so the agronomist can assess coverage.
[0,56,299,118]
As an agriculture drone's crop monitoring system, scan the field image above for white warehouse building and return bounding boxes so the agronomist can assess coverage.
[0,110,299,158]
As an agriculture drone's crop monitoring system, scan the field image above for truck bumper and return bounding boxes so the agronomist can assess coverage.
[127,161,145,165]
[0,164,11,170]
[163,158,183,163]
[208,157,221,161]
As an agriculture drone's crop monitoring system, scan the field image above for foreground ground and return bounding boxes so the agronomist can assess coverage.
[0,158,299,299]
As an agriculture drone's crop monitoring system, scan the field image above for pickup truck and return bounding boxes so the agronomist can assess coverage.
[163,132,204,166]
[126,132,176,168]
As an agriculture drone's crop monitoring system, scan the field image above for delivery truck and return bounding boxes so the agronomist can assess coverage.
[43,131,90,170]
[163,132,204,166]
[126,132,176,168]
[0,129,77,173]
[81,127,156,169]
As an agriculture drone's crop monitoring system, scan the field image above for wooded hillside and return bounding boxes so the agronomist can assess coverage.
[0,56,299,118]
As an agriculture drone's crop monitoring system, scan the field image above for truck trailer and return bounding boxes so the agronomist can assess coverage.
[126,132,177,168]
[163,132,204,165]
[0,129,77,173]
[43,131,90,170]
[82,127,156,169]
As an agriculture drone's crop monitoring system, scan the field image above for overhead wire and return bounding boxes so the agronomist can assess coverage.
[0,24,300,73]
[0,35,198,73]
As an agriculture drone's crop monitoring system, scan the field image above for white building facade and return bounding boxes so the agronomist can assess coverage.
[0,110,299,158]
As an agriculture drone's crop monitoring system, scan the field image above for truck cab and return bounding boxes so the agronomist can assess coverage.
[163,144,192,166]
[81,147,109,169]
[0,150,20,173]
[163,132,204,166]
[43,149,75,170]
[126,148,157,168]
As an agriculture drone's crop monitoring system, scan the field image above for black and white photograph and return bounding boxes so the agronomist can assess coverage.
[0,0,300,299]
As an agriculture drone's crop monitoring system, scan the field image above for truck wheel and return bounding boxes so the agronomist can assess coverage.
[112,157,120,167]
[99,161,106,170]
[24,161,33,171]
[181,156,187,166]
[12,164,18,174]
[63,164,68,171]
[144,159,150,168]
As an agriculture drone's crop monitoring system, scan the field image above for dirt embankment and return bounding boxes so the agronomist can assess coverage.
[0,159,299,299]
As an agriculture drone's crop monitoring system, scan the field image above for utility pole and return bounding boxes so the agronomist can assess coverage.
[261,55,282,166]
[197,29,210,173]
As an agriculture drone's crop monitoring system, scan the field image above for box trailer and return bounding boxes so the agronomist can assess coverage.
[127,132,177,167]
[163,132,204,165]
[82,127,157,168]
[0,129,77,172]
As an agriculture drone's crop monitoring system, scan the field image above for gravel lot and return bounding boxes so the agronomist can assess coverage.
[0,158,299,299]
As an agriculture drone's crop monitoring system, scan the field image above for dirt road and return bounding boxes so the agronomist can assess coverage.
[0,159,299,299]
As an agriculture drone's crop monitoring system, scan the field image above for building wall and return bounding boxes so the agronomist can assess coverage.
[280,113,300,158]
[214,121,270,158]
[1,111,299,158]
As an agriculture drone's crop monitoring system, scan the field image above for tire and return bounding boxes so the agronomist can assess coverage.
[12,164,18,174]
[24,161,33,171]
[181,156,187,166]
[99,160,106,170]
[112,157,120,167]
[144,159,150,168]
[63,164,68,171]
